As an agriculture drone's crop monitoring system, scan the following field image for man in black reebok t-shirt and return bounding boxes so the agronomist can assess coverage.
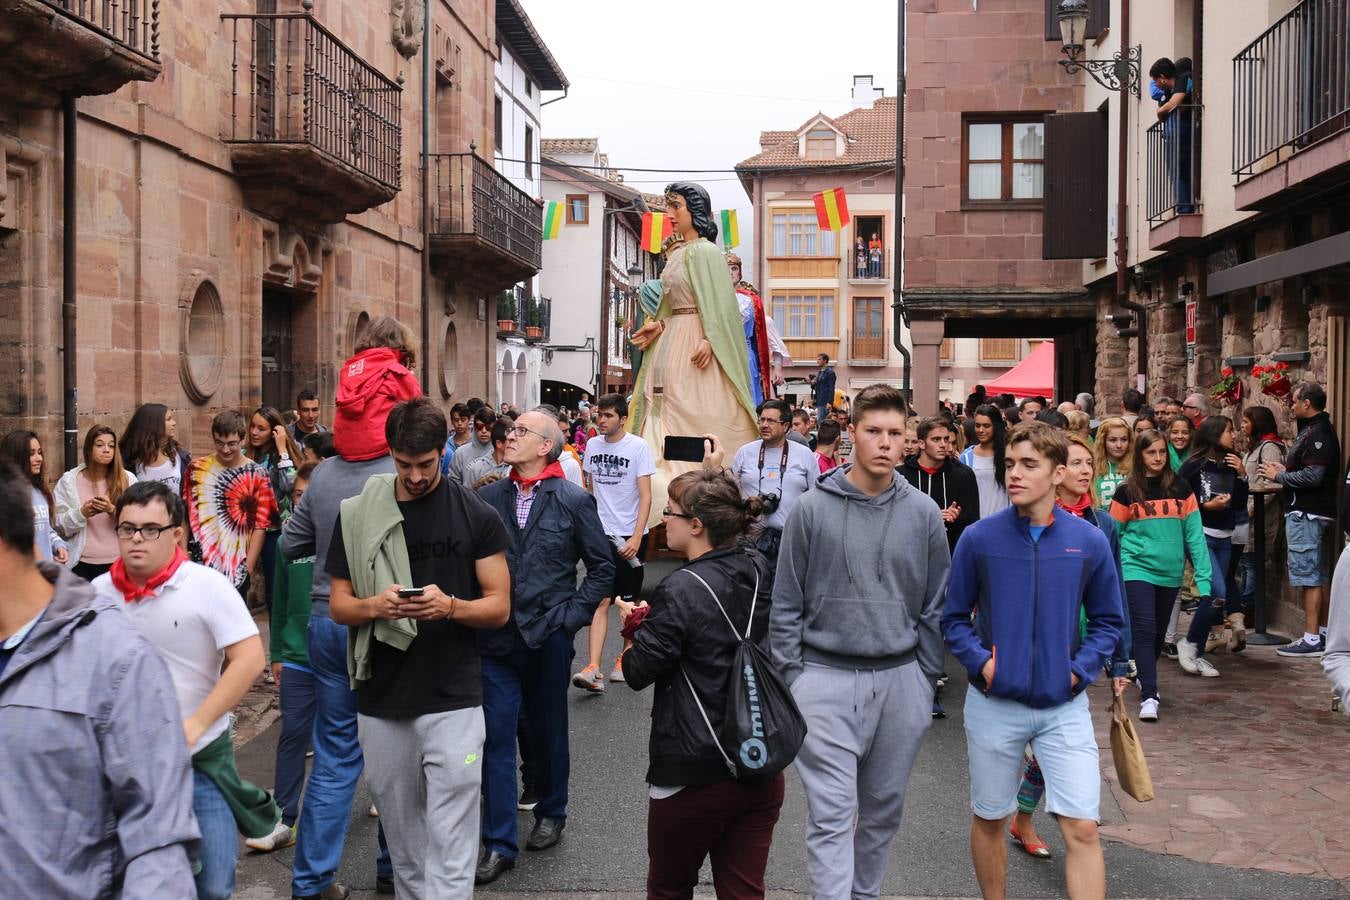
[328,399,511,896]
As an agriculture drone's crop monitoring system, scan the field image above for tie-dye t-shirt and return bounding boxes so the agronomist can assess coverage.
[184,456,278,587]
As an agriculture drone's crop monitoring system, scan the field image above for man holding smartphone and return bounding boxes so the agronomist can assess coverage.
[573,394,654,692]
[328,398,512,897]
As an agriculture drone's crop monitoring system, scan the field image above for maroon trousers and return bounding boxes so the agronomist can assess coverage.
[646,773,786,900]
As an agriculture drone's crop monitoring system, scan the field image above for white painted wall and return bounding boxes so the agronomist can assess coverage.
[539,177,604,394]
[494,44,541,195]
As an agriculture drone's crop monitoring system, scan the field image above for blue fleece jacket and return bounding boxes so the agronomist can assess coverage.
[942,505,1124,709]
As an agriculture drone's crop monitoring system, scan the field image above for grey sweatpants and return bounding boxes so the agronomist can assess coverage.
[358,707,485,899]
[790,661,933,900]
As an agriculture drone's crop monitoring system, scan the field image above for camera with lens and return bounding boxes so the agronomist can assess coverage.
[758,492,781,516]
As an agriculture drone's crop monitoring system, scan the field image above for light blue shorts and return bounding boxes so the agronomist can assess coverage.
[963,686,1100,821]
[1286,512,1330,587]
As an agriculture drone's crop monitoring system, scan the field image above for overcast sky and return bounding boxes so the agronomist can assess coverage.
[526,1,900,274]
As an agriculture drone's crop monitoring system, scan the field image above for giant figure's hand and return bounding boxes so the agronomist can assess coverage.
[631,320,662,351]
[690,339,712,370]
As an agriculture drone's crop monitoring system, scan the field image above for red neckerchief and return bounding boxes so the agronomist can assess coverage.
[109,545,189,603]
[1258,432,1281,444]
[509,460,566,490]
[918,462,942,476]
[1057,494,1091,517]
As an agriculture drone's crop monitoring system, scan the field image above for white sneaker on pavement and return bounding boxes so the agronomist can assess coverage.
[1176,638,1201,674]
[1193,656,1220,677]
[244,820,295,852]
[1139,698,1159,721]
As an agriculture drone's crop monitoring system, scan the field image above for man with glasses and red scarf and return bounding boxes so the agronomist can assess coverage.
[475,409,614,885]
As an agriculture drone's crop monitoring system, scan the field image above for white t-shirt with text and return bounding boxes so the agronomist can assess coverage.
[583,432,656,536]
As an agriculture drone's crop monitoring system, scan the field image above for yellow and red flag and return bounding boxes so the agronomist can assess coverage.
[813,187,850,232]
[719,209,740,250]
[641,211,673,253]
[542,201,562,240]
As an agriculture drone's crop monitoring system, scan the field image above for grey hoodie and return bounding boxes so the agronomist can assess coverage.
[280,454,396,603]
[447,433,492,486]
[1324,545,1350,713]
[770,465,950,686]
[0,564,198,897]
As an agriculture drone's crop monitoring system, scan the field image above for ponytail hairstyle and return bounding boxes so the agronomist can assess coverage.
[667,468,762,548]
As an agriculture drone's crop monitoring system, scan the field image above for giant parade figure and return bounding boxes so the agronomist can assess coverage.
[727,251,788,406]
[627,182,759,526]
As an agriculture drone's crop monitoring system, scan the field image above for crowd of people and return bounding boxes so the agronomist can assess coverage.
[4,312,1350,900]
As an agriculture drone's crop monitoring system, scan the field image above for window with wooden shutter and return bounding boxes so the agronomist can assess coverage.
[940,338,955,364]
[980,338,1020,363]
[1042,111,1108,260]
[1044,0,1111,42]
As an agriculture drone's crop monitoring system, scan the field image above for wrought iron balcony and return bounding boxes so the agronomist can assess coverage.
[222,6,402,224]
[847,248,890,282]
[430,153,543,292]
[1146,104,1202,224]
[1,0,161,105]
[1233,0,1349,180]
[495,288,551,343]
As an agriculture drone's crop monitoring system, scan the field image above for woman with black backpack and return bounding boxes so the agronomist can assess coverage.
[618,468,788,899]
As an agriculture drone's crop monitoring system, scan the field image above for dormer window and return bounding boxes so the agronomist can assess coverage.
[804,129,837,159]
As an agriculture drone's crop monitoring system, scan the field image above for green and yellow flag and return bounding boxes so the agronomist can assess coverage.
[543,201,563,240]
[719,209,739,250]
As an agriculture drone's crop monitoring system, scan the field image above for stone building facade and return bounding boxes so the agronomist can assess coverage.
[1,0,554,464]
[902,0,1093,415]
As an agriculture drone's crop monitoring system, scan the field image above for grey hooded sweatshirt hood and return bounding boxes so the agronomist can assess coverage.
[769,464,950,686]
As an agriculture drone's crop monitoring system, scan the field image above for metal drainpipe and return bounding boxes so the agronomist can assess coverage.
[892,1,913,403]
[1114,0,1147,390]
[419,0,431,390]
[62,96,78,469]
[597,201,611,395]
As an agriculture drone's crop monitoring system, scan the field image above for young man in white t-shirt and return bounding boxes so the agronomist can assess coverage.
[95,481,275,900]
[573,394,654,692]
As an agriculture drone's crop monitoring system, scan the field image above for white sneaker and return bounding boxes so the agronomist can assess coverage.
[1193,656,1220,677]
[244,820,295,852]
[1139,698,1159,721]
[1176,638,1201,674]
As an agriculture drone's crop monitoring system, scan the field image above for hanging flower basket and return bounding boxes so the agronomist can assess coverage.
[1209,367,1243,405]
[1252,360,1292,402]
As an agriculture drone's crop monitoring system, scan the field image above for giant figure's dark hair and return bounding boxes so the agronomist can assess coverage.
[665,182,718,242]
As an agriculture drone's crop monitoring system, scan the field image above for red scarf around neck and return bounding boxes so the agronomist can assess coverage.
[1057,493,1092,517]
[1258,432,1281,445]
[510,460,566,490]
[109,545,189,603]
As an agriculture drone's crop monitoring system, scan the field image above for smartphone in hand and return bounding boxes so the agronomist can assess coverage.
[396,587,424,599]
[663,435,706,463]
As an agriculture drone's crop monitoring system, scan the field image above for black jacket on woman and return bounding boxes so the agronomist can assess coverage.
[622,544,771,788]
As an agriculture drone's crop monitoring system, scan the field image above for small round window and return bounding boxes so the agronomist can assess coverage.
[440,322,458,398]
[179,279,224,404]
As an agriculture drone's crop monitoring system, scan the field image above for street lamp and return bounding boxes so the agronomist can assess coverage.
[626,262,644,292]
[1056,0,1141,97]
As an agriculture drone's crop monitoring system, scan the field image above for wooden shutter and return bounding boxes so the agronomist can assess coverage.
[1042,111,1108,260]
[1044,0,1110,42]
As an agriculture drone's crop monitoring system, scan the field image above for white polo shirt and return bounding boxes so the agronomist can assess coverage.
[95,561,258,754]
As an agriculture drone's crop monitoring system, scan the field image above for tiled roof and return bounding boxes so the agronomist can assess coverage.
[736,97,897,171]
[641,192,667,211]
[540,138,598,155]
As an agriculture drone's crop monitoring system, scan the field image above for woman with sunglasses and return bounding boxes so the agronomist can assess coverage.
[616,468,782,898]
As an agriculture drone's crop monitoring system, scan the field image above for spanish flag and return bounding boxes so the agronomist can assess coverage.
[813,187,850,232]
[543,201,562,240]
[719,209,740,250]
[641,212,672,253]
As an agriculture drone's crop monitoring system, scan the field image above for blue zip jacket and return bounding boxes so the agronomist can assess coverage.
[943,505,1125,709]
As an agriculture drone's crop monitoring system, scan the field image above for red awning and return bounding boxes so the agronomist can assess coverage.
[986,340,1054,399]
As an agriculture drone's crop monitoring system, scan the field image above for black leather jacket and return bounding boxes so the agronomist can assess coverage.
[622,544,771,788]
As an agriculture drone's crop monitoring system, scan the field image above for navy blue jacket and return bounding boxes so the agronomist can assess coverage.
[478,475,615,656]
[813,366,836,407]
[942,505,1124,709]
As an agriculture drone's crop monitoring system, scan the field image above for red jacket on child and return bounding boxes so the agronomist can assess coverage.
[333,347,422,461]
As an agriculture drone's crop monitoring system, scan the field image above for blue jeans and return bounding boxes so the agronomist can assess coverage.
[1185,535,1232,654]
[291,611,365,896]
[1126,580,1179,701]
[481,627,574,859]
[193,769,238,900]
[275,664,317,825]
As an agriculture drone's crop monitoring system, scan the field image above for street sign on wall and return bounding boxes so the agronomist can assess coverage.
[1185,299,1197,346]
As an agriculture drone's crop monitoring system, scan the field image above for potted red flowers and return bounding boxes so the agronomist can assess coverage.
[1252,359,1293,402]
[1209,367,1243,405]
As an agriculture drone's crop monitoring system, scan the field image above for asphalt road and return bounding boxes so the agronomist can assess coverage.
[234,559,1347,899]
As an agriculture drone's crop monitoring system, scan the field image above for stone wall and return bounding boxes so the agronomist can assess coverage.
[0,0,503,464]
